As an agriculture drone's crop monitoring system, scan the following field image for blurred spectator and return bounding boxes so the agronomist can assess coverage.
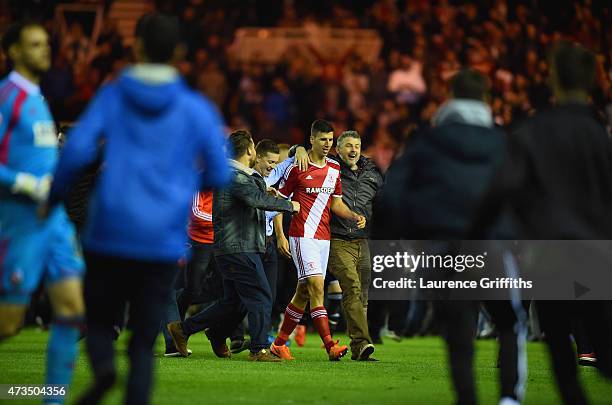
[387,54,427,105]
[263,76,294,137]
[343,57,370,119]
[41,48,74,119]
[196,61,228,110]
[96,17,124,60]
[63,22,90,74]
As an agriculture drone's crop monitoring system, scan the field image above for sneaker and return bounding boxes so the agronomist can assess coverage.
[230,338,251,354]
[578,353,597,367]
[167,321,190,357]
[478,325,497,339]
[372,336,383,345]
[249,349,282,362]
[295,325,306,347]
[384,330,402,342]
[270,343,294,360]
[164,347,193,357]
[328,340,349,361]
[204,328,231,358]
[351,343,375,361]
[112,325,121,341]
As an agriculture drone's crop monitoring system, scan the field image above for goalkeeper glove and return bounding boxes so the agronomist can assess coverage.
[11,173,52,203]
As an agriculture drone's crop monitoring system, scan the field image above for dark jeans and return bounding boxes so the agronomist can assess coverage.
[484,300,528,402]
[182,253,273,352]
[368,300,409,337]
[177,240,215,319]
[435,300,479,405]
[572,314,593,355]
[435,250,529,405]
[161,268,183,350]
[435,300,529,405]
[538,300,612,405]
[84,253,176,405]
[262,238,278,333]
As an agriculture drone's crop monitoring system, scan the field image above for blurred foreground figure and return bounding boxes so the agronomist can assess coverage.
[46,13,231,405]
[0,21,85,405]
[472,42,612,404]
[377,69,525,405]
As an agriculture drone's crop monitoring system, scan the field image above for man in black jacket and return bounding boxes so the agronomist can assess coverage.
[328,130,383,360]
[377,69,526,405]
[472,42,612,404]
[168,130,299,361]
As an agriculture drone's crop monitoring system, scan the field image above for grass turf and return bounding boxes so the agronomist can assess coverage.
[1,328,611,404]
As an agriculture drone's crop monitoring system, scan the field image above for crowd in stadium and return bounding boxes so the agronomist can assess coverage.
[1,0,610,170]
[1,1,612,405]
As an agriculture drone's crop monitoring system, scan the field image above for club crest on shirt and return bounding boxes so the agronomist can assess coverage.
[32,121,57,147]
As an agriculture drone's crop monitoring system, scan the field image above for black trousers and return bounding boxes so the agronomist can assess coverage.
[436,299,528,405]
[182,252,273,352]
[84,252,176,405]
[229,239,279,340]
[537,300,612,405]
[177,240,215,319]
[572,313,593,355]
[368,300,409,337]
[262,238,278,332]
[436,300,479,405]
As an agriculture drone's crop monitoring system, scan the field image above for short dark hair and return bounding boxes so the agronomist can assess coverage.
[337,130,360,145]
[255,139,279,156]
[550,41,595,92]
[450,69,489,101]
[311,119,334,137]
[229,130,253,158]
[277,143,290,153]
[2,21,43,56]
[134,13,180,63]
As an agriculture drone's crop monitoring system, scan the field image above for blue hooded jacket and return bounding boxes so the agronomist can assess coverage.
[49,65,231,261]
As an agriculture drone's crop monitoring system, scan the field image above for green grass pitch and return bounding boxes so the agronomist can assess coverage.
[1,328,611,404]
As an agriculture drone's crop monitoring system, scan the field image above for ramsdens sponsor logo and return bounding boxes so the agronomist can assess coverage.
[306,187,334,194]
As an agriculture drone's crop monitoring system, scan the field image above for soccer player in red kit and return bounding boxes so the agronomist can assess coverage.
[270,119,366,361]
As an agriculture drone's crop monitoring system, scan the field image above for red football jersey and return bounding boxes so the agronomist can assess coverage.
[278,158,342,240]
[188,190,214,244]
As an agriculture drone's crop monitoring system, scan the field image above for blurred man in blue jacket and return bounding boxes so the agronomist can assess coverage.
[45,13,230,405]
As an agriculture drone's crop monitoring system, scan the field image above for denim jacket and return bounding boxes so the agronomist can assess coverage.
[213,160,294,255]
